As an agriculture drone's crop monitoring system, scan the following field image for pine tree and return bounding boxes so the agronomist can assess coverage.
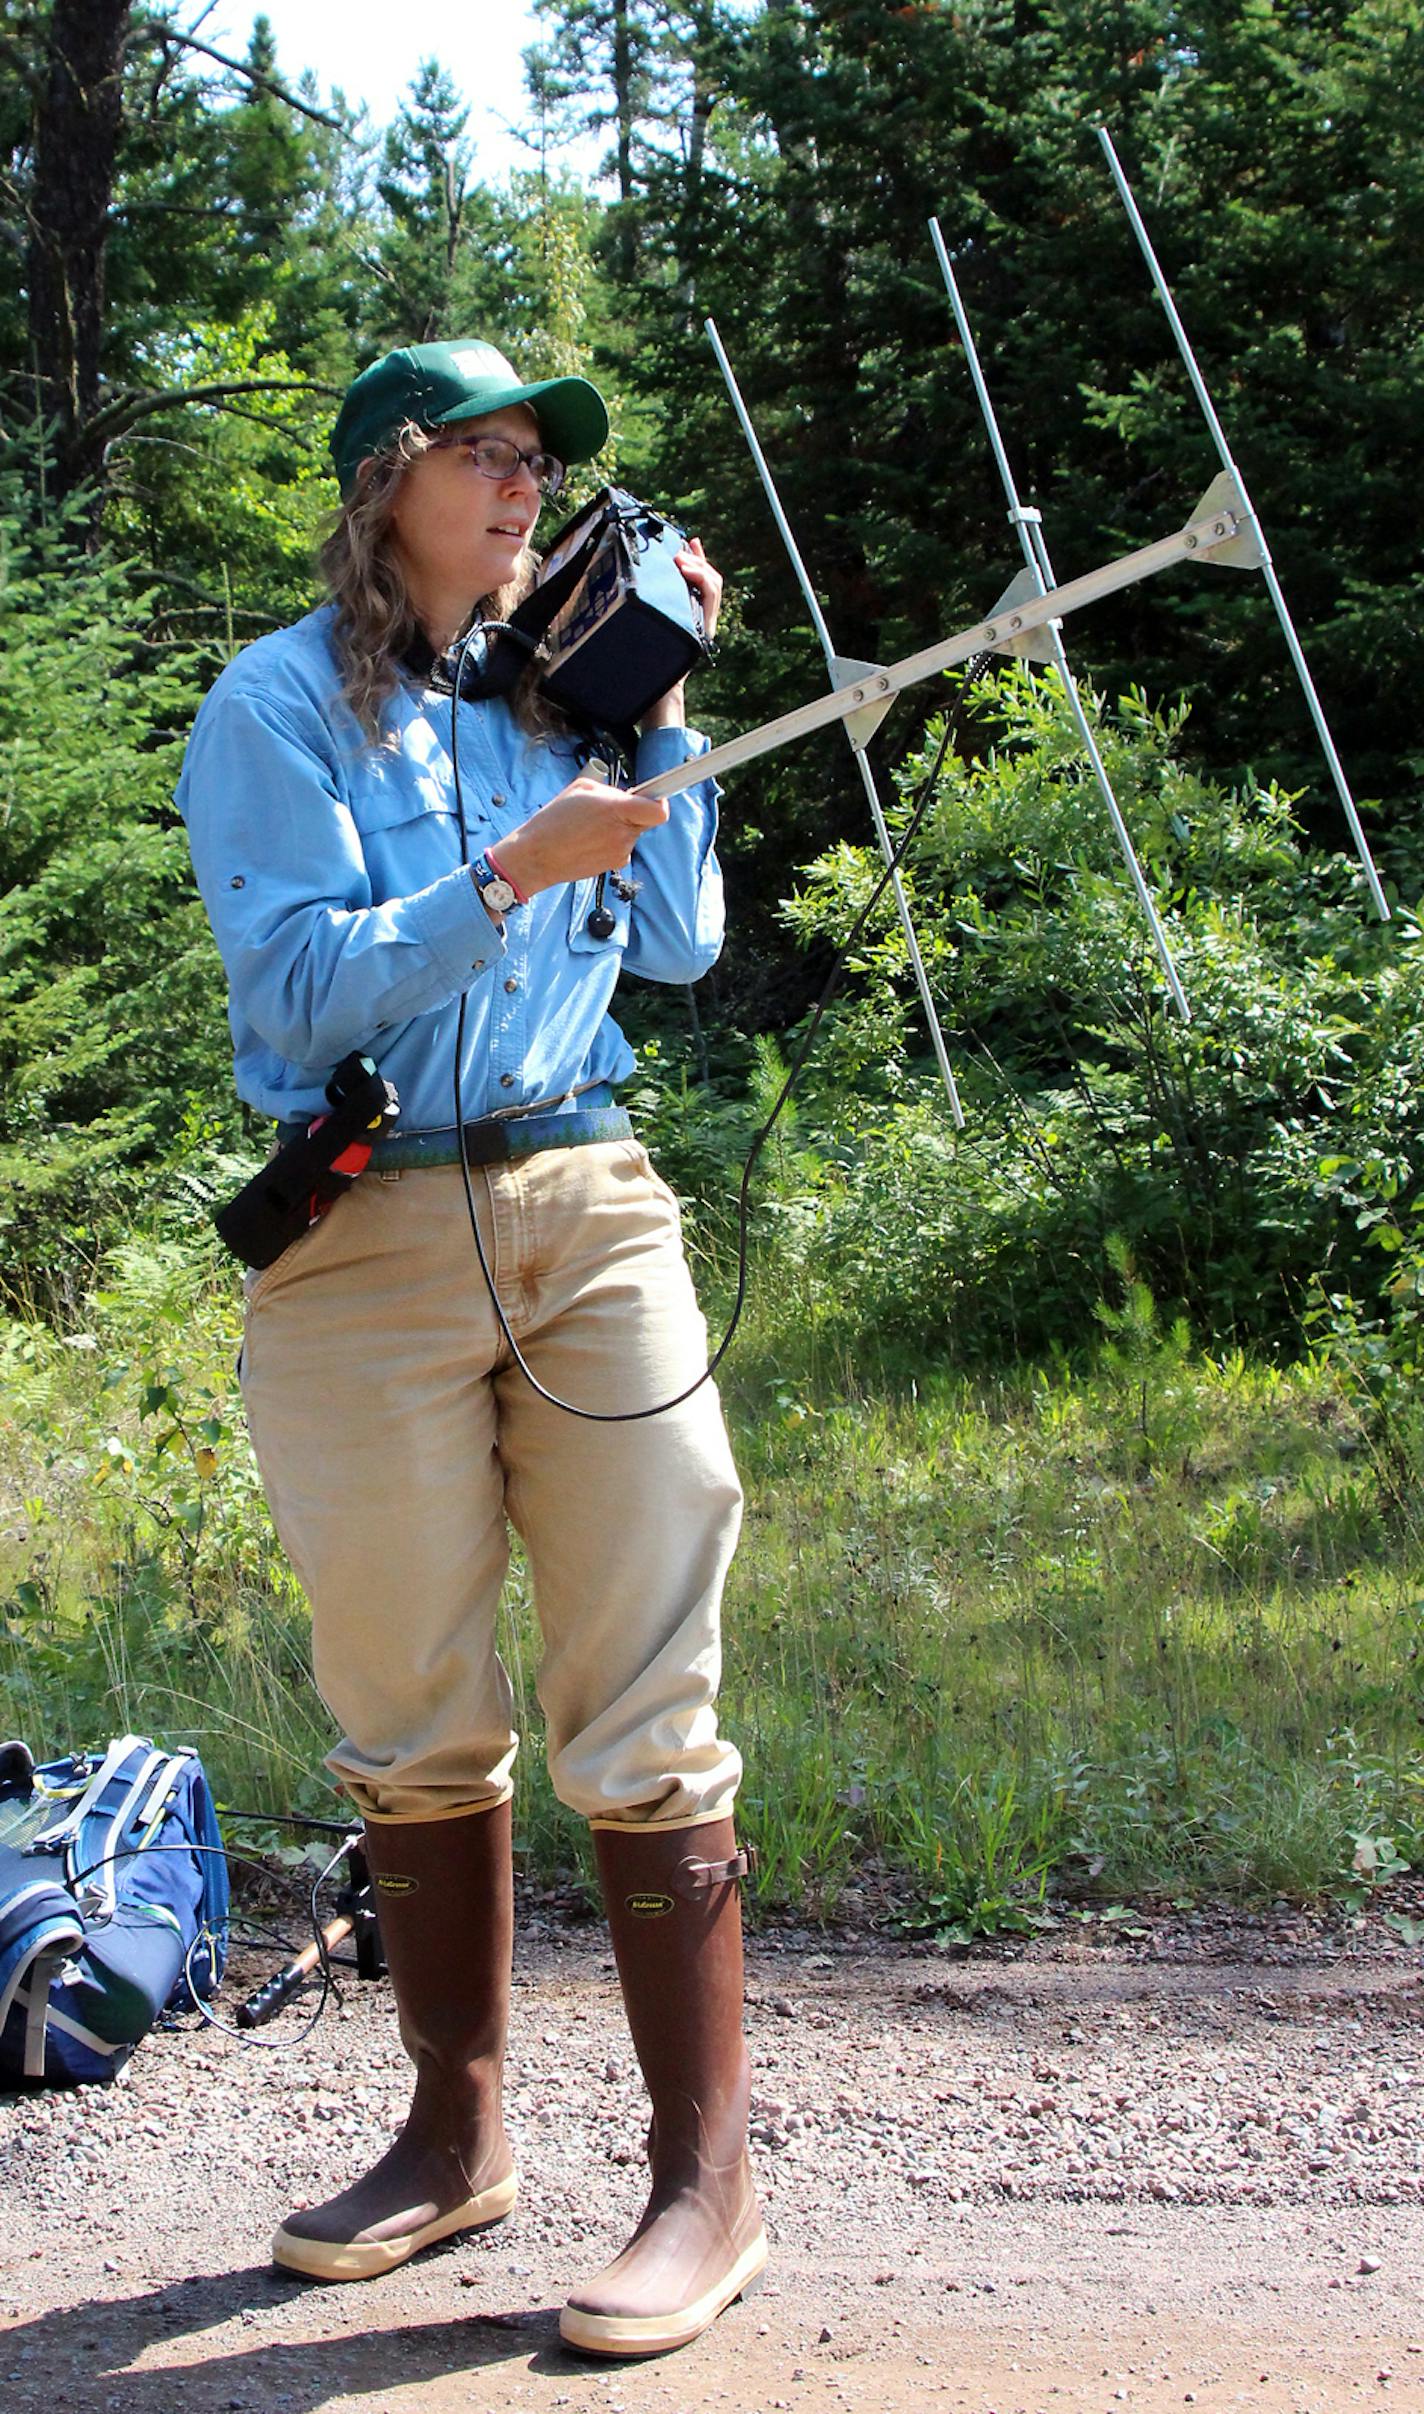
[530,0,663,278]
[366,61,504,346]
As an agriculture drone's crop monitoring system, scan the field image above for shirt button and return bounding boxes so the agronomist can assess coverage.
[491,791,506,806]
[500,1072,515,1088]
[230,875,245,889]
[504,977,518,993]
[472,959,485,973]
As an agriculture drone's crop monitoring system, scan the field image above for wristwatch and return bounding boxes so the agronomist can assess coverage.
[470,850,520,917]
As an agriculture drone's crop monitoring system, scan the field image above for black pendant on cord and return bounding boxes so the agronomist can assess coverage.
[586,874,617,941]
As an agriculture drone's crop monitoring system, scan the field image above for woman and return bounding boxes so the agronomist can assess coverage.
[178,340,765,2357]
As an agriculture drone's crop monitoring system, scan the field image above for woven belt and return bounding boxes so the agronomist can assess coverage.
[276,1087,631,1174]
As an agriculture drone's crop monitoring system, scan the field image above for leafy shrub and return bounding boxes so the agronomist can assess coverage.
[722,669,1419,1361]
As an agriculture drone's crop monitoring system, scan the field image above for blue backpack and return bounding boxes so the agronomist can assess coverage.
[0,1735,229,2085]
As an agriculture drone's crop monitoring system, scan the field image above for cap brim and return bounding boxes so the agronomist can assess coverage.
[434,375,609,466]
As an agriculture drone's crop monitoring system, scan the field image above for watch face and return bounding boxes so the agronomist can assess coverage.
[481,875,517,912]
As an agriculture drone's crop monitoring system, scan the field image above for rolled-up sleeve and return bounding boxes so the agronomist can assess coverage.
[624,725,725,984]
[178,684,503,1068]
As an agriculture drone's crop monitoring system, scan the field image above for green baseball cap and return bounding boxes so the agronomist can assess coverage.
[329,339,610,496]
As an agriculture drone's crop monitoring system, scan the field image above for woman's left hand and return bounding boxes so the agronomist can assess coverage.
[677,536,722,644]
[639,537,723,731]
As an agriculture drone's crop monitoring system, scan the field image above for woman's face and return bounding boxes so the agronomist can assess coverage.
[387,403,546,604]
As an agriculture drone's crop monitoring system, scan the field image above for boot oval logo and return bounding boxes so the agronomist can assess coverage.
[625,1890,675,1918]
[375,1874,420,1896]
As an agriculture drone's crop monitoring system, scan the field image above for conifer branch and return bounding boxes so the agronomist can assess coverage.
[130,19,355,139]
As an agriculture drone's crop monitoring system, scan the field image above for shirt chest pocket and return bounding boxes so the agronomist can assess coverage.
[348,762,463,836]
[348,769,472,896]
[567,877,633,955]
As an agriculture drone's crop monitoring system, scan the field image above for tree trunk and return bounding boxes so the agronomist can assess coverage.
[611,0,638,281]
[673,19,716,316]
[27,0,131,503]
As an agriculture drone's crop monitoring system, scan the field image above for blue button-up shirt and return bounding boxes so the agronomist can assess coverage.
[177,606,725,1130]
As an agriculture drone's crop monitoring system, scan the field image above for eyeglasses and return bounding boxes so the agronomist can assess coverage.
[441,433,566,498]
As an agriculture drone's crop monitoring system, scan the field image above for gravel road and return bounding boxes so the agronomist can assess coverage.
[4,1889,1424,2414]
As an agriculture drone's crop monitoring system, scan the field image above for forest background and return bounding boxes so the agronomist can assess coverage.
[3,0,1424,1935]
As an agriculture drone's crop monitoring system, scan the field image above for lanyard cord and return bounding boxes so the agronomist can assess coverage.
[446,621,969,1422]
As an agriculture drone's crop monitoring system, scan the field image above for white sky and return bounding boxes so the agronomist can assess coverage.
[200,1,600,183]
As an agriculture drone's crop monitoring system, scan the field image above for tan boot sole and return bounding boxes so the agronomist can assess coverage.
[271,2171,518,2281]
[559,2226,768,2357]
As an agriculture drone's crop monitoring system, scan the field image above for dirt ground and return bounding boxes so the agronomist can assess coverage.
[4,1891,1424,2414]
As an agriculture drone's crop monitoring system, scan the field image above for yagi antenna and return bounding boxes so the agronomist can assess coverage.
[631,183,1388,1113]
[927,216,1191,1022]
[1097,124,1390,922]
[633,500,1273,794]
[705,315,966,1124]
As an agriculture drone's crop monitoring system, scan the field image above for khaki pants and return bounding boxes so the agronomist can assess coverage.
[239,1140,744,1828]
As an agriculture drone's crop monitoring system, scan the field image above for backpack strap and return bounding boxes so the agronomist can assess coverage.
[70,1745,177,1917]
[133,1750,195,1836]
[20,1948,67,2078]
[34,1736,148,1853]
[15,1974,129,2076]
[0,1878,85,2061]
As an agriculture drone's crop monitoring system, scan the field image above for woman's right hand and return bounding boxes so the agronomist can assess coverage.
[493,778,670,902]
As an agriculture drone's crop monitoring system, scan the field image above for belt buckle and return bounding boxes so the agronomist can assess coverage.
[461,1117,513,1167]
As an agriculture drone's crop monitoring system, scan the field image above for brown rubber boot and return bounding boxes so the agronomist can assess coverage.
[272,1799,518,2281]
[560,1818,767,2356]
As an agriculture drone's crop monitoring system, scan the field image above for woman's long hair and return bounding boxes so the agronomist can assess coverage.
[318,421,551,742]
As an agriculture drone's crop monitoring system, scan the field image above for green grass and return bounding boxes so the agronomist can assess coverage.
[3,1235,1423,1927]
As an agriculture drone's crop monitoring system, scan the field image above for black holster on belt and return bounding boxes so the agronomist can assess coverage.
[214,1053,399,1271]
